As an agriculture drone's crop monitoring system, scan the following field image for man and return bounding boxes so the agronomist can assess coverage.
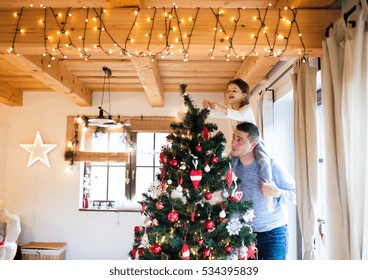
[231,122,296,260]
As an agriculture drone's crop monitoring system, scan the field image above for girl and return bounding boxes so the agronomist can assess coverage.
[203,78,274,211]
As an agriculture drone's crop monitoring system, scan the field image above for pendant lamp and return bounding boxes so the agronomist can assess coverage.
[88,67,116,127]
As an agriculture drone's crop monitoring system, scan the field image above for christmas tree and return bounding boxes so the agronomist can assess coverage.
[129,84,257,260]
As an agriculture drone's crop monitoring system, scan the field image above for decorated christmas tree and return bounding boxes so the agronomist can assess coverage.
[129,84,257,260]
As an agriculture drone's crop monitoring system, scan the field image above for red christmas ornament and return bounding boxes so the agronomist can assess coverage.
[150,242,162,254]
[219,218,229,223]
[191,211,195,222]
[182,235,190,260]
[134,225,145,233]
[211,156,218,163]
[83,194,89,208]
[204,219,215,231]
[131,248,137,259]
[141,201,146,213]
[202,126,209,140]
[195,145,202,152]
[168,210,179,222]
[247,244,258,259]
[170,159,178,167]
[202,248,211,258]
[159,151,165,164]
[155,201,164,210]
[229,190,243,202]
[225,245,232,253]
[226,167,233,188]
[197,238,204,246]
[204,191,212,200]
[190,169,203,190]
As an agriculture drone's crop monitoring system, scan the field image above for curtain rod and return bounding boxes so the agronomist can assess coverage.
[265,64,293,92]
[260,63,293,103]
[343,0,368,26]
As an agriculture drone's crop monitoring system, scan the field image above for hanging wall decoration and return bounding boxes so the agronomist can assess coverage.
[20,131,57,167]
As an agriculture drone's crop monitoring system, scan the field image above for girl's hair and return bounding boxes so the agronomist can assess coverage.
[227,78,250,107]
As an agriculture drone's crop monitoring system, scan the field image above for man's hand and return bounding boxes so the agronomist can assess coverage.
[260,181,281,198]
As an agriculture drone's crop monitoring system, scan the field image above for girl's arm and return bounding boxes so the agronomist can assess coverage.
[226,105,256,124]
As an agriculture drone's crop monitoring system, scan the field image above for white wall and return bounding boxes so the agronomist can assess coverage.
[0,89,228,259]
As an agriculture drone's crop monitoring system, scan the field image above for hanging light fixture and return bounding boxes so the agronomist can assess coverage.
[88,66,116,127]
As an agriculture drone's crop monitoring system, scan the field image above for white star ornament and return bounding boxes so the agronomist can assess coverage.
[20,131,57,167]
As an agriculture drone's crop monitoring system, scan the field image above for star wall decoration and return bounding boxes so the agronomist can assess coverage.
[20,131,57,167]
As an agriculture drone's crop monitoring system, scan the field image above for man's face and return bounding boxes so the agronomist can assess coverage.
[231,129,256,158]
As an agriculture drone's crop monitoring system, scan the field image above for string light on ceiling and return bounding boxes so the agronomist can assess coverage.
[8,4,308,64]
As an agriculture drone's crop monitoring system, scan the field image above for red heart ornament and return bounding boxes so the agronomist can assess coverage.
[230,191,243,202]
[190,169,202,190]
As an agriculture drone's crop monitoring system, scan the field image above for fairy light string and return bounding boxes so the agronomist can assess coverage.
[93,7,111,56]
[159,7,174,58]
[123,8,140,55]
[225,7,241,60]
[8,7,24,54]
[80,7,91,60]
[174,6,200,62]
[8,5,308,63]
[42,7,49,57]
[209,8,221,60]
[268,8,283,57]
[50,7,76,59]
[291,8,307,61]
[254,7,273,57]
[144,7,157,59]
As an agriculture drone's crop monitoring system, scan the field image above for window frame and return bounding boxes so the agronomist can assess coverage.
[65,115,176,212]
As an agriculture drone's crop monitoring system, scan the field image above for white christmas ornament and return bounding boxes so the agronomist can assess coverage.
[243,209,256,223]
[171,186,187,204]
[204,164,210,172]
[226,218,243,236]
[148,181,162,199]
[207,190,223,205]
[219,210,226,218]
[138,232,151,249]
[20,131,57,167]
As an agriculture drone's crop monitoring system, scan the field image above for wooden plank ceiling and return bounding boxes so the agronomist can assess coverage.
[0,0,341,107]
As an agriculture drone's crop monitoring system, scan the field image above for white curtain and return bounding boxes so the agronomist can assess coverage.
[291,59,319,260]
[261,90,274,154]
[321,2,368,260]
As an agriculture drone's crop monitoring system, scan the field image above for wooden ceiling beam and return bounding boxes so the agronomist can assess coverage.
[235,56,280,92]
[130,56,164,107]
[2,54,92,106]
[0,80,23,106]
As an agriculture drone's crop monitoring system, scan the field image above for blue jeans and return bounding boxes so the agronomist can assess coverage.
[255,225,288,260]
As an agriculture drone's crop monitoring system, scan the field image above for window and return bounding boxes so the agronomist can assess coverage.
[83,131,168,210]
[65,115,175,211]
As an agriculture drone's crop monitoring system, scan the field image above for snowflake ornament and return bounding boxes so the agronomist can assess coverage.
[226,218,243,236]
[148,181,162,199]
